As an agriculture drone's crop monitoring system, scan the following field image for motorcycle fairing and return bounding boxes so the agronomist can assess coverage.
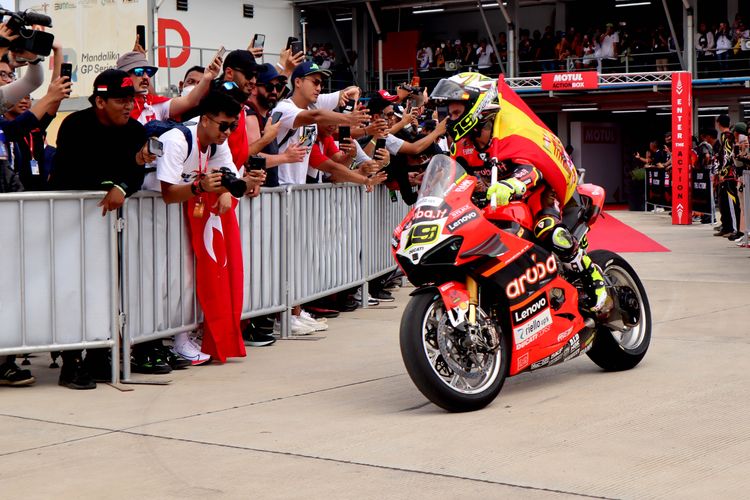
[436,281,470,327]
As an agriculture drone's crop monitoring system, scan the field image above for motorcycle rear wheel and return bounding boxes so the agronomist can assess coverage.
[587,250,652,371]
[400,292,509,412]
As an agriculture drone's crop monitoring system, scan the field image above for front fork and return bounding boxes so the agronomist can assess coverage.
[467,276,479,325]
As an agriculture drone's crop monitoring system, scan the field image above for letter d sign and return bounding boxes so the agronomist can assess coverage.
[158,18,191,68]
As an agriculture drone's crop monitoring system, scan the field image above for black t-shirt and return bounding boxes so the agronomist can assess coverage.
[246,104,279,187]
[51,107,146,195]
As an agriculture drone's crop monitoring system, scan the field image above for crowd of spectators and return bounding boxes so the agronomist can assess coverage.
[0,25,438,390]
[635,114,750,240]
[414,14,750,78]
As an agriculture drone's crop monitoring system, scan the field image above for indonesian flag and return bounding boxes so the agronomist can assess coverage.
[490,75,579,204]
[185,193,246,363]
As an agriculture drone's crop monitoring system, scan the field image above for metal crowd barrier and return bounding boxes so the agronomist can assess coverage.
[0,185,405,384]
[0,192,120,383]
[742,171,750,247]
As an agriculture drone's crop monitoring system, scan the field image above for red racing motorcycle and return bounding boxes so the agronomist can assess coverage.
[392,155,651,412]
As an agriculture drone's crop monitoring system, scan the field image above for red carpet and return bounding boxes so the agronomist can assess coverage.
[586,212,670,253]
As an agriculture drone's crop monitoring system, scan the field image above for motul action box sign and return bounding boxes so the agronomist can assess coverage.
[671,72,692,225]
[541,71,599,91]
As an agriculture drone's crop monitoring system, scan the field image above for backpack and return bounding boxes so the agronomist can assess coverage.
[143,120,216,161]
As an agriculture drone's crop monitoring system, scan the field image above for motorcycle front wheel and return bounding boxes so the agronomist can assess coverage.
[587,250,652,371]
[399,292,509,412]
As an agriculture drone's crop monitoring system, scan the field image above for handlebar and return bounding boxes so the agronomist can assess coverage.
[490,164,498,210]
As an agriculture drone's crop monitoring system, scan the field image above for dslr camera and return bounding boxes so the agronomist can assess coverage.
[0,9,54,57]
[217,167,247,198]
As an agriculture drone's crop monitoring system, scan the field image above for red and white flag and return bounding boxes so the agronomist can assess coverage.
[185,193,246,362]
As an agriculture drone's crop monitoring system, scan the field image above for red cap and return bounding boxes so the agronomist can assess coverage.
[378,90,399,102]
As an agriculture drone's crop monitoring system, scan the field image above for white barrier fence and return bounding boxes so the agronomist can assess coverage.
[0,185,405,383]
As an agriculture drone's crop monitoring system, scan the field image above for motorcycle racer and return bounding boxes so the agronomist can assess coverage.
[429,72,608,313]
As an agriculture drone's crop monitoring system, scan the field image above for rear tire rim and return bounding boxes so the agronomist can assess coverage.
[603,265,648,351]
[420,300,501,395]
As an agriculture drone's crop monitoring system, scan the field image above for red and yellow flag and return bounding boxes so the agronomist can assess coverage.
[490,76,579,204]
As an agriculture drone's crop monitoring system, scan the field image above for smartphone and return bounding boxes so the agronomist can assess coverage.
[216,45,226,61]
[436,105,449,121]
[248,155,266,170]
[375,138,387,152]
[286,36,298,50]
[252,34,265,50]
[290,40,304,55]
[338,126,350,143]
[136,25,146,47]
[411,76,421,87]
[60,62,72,81]
[271,111,282,124]
[148,137,164,157]
[342,99,355,114]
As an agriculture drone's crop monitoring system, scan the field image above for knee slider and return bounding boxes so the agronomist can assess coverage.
[551,226,577,254]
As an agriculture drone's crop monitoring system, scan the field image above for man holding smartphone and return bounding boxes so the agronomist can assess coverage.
[116,50,222,124]
[273,61,367,186]
[246,63,305,188]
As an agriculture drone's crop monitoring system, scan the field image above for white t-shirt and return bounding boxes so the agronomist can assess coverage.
[385,134,405,156]
[154,123,237,189]
[133,94,171,124]
[477,45,494,68]
[274,91,341,185]
[599,32,619,59]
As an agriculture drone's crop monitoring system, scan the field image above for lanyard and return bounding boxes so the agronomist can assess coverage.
[23,133,35,159]
[196,138,209,174]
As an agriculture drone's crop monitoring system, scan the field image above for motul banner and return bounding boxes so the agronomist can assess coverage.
[670,72,693,225]
[541,71,599,91]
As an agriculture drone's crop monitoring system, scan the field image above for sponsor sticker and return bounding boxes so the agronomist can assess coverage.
[517,352,530,371]
[447,210,478,232]
[513,307,552,349]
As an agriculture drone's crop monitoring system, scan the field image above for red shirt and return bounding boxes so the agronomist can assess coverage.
[309,135,339,169]
[227,109,249,170]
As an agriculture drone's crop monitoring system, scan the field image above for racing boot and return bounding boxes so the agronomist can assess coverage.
[564,248,608,313]
[549,226,608,313]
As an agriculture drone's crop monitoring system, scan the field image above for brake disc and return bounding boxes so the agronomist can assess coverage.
[436,315,490,380]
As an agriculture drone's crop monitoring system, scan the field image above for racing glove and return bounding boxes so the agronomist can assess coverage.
[486,177,527,205]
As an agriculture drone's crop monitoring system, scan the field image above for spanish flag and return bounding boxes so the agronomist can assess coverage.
[490,76,579,204]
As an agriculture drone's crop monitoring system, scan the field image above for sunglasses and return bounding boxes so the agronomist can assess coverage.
[263,82,287,93]
[305,77,323,87]
[206,115,239,133]
[131,67,158,77]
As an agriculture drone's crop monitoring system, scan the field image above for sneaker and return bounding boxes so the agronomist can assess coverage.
[297,313,328,332]
[131,347,172,375]
[727,231,744,241]
[286,315,315,335]
[155,345,192,370]
[243,325,277,347]
[59,357,96,390]
[0,361,35,386]
[172,340,211,366]
[714,229,733,237]
[304,306,340,319]
[300,310,327,323]
[353,289,380,307]
[372,289,395,302]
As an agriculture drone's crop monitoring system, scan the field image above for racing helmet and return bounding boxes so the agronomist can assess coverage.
[429,72,499,142]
